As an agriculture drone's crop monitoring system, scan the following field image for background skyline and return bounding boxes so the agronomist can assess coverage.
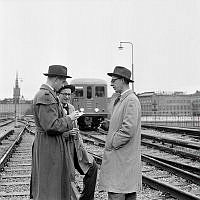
[0,0,200,99]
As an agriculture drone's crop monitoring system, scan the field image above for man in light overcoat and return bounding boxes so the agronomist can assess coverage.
[99,66,142,200]
[30,65,81,200]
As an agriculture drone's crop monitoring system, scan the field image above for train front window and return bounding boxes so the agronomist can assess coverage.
[95,86,105,97]
[87,86,92,99]
[75,86,83,97]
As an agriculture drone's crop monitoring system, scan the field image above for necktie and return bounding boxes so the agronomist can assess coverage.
[65,104,69,115]
[114,95,121,106]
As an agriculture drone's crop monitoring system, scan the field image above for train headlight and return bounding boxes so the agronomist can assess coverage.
[95,108,99,112]
[80,108,84,112]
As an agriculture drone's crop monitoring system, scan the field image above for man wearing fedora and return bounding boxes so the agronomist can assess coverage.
[30,65,81,200]
[99,66,142,200]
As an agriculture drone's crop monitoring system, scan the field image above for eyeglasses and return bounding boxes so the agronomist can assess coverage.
[111,78,120,83]
[61,93,71,96]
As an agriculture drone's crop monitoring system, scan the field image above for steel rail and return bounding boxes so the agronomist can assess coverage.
[0,120,13,127]
[142,132,200,149]
[142,154,200,186]
[144,153,200,175]
[142,175,200,200]
[142,124,200,137]
[98,128,200,149]
[82,131,200,173]
[142,140,200,161]
[84,131,200,199]
[88,140,200,186]
[0,129,14,143]
[0,125,80,200]
[89,131,200,176]
[0,126,25,170]
[88,150,200,200]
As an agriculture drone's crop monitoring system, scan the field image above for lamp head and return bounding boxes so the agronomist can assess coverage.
[118,45,123,50]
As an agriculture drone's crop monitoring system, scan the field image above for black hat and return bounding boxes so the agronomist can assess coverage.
[107,66,133,82]
[43,65,72,78]
[58,82,75,94]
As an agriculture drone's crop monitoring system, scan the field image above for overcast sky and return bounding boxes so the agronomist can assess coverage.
[0,0,200,99]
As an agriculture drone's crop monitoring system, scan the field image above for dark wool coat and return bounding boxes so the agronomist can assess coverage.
[30,84,73,200]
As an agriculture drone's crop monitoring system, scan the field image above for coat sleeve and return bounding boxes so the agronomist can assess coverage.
[35,92,73,135]
[111,99,140,149]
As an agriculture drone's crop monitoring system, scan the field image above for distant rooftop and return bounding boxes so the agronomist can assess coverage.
[70,78,107,85]
[137,91,191,97]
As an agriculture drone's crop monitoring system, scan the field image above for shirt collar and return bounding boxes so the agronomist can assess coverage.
[121,88,132,96]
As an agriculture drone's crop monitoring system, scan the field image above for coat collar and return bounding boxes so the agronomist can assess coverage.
[40,84,57,100]
[120,89,134,102]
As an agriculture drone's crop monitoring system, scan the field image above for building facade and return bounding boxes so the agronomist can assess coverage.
[0,102,33,118]
[138,91,200,117]
[0,72,33,118]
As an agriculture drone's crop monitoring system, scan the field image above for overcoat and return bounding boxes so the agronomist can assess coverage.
[99,90,142,193]
[30,84,73,200]
[63,103,94,175]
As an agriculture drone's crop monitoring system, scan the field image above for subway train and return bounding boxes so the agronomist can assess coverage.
[70,78,109,130]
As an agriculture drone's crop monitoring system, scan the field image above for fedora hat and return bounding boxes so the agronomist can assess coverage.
[107,66,133,82]
[43,65,72,78]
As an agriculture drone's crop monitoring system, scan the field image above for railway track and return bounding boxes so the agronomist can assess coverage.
[93,128,200,169]
[0,119,14,128]
[80,130,200,200]
[0,123,33,199]
[0,123,80,200]
[2,120,200,199]
[142,125,200,139]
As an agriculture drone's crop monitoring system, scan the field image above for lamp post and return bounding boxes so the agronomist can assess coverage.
[14,95,17,127]
[118,41,134,91]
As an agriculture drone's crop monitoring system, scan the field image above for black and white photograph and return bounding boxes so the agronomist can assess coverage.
[0,0,200,199]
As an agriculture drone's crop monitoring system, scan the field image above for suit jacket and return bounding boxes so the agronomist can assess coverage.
[63,103,94,175]
[31,84,73,200]
[99,90,142,193]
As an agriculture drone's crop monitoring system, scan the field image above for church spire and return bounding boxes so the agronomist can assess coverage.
[15,72,19,88]
[13,71,20,103]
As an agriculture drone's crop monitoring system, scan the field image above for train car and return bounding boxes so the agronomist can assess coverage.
[70,78,109,130]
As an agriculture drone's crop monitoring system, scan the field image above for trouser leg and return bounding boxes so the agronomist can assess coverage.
[108,192,125,200]
[125,192,137,200]
[108,192,137,200]
[79,160,98,200]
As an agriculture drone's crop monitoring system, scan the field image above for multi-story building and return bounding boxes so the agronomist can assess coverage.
[137,91,200,116]
[191,91,200,116]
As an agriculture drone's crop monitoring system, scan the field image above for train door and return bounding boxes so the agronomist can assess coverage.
[72,86,84,111]
[86,86,94,113]
[87,86,92,99]
[95,86,106,112]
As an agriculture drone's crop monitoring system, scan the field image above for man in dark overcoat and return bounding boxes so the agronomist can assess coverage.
[58,84,98,200]
[30,65,81,200]
[99,66,142,200]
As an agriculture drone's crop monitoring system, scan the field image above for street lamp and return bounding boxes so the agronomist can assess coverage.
[118,41,134,91]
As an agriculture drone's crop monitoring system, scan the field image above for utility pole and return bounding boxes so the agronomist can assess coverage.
[118,41,134,91]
